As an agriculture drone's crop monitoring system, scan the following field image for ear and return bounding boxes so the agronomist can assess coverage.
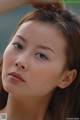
[58,69,77,89]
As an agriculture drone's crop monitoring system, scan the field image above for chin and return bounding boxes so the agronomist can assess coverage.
[2,82,16,95]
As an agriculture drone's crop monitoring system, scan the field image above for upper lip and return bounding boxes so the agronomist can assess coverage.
[8,72,25,82]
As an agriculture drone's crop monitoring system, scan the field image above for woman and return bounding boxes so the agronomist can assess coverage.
[0,0,65,14]
[0,6,80,120]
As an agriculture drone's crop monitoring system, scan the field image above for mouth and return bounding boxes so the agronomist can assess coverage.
[8,72,25,82]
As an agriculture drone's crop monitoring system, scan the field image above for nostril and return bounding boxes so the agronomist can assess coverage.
[15,62,26,70]
[16,63,18,66]
[21,66,25,69]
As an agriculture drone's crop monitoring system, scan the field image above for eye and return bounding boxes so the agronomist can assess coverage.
[13,43,23,50]
[35,53,48,60]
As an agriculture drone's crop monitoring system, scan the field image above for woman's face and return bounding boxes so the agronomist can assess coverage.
[2,21,67,97]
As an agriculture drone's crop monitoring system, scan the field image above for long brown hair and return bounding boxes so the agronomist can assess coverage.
[0,6,80,119]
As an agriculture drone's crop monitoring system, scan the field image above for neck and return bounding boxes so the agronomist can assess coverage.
[3,93,52,120]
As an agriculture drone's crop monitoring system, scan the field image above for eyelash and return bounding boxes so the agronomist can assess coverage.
[13,42,23,50]
[13,43,48,60]
[35,53,48,60]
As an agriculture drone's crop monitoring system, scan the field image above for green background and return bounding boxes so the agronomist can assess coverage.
[64,0,80,3]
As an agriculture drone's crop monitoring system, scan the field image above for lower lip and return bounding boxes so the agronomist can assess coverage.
[9,75,24,83]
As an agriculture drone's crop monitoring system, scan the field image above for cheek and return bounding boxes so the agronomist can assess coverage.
[34,63,62,81]
[35,63,63,89]
[3,51,10,69]
[3,45,15,64]
[2,47,15,74]
[30,64,62,89]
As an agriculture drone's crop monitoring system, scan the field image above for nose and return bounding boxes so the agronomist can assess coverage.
[15,59,28,71]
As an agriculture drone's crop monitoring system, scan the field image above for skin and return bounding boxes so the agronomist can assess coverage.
[1,21,75,120]
[0,0,65,14]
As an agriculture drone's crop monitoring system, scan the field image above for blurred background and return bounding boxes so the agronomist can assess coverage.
[0,4,80,57]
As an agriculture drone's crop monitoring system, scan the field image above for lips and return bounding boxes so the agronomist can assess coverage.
[8,72,25,82]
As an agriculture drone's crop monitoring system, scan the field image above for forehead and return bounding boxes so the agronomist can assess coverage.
[16,20,65,41]
[15,20,66,53]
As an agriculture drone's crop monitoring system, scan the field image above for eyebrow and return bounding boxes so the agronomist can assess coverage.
[38,45,55,54]
[16,35,54,54]
[16,35,27,43]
